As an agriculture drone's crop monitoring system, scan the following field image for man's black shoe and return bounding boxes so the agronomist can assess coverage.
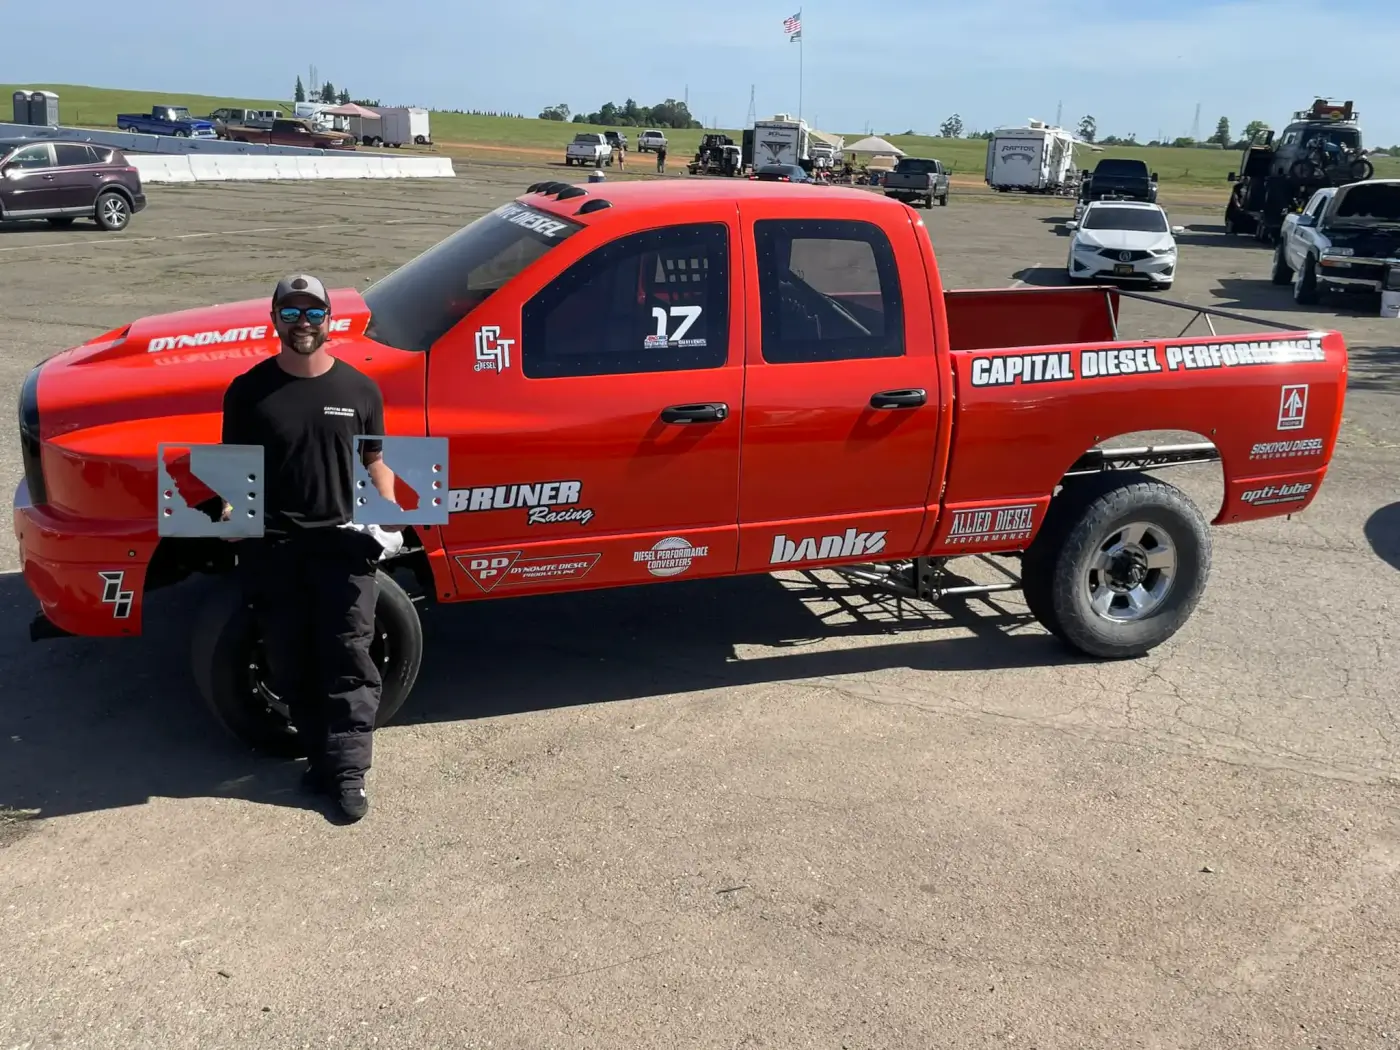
[338,784,369,821]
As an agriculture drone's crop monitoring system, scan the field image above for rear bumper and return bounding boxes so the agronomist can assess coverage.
[13,479,157,639]
[131,191,148,213]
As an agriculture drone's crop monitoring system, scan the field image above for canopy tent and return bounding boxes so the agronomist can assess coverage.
[809,129,844,150]
[321,102,380,118]
[843,135,905,157]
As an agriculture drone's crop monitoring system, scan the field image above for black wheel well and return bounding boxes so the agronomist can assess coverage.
[96,184,135,207]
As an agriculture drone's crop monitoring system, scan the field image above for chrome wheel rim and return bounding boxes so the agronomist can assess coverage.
[1084,521,1176,622]
[102,197,127,226]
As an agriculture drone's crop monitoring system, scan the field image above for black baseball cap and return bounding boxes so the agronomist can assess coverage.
[272,274,330,310]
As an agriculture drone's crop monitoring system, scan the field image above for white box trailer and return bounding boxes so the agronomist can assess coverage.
[985,120,1076,193]
[369,106,432,147]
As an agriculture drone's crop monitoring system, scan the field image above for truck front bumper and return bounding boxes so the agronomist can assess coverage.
[13,479,158,639]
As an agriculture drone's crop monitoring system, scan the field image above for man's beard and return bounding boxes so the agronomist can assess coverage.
[286,327,327,355]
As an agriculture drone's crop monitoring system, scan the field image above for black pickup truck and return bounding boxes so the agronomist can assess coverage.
[1076,157,1159,217]
[882,157,950,208]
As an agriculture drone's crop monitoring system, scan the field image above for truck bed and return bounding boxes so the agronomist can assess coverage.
[944,286,1118,352]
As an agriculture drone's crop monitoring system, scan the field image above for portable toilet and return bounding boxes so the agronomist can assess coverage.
[28,91,59,127]
[12,90,31,125]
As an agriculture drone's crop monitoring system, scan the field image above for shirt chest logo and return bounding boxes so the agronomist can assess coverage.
[323,406,355,417]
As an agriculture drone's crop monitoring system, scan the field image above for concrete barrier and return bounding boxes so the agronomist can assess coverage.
[130,153,455,183]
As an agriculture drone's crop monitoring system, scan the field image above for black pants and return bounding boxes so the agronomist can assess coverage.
[238,528,382,785]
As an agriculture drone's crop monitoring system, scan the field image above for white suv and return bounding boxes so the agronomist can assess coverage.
[637,130,668,153]
[1065,200,1184,290]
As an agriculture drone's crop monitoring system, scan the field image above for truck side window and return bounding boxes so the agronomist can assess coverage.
[753,218,904,364]
[521,223,729,379]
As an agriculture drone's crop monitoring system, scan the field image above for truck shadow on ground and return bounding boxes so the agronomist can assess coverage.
[1208,278,1383,316]
[1009,266,1072,287]
[0,565,1085,823]
[1364,502,1400,571]
[1345,344,1400,394]
[0,221,108,237]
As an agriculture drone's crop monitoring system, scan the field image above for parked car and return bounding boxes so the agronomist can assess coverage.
[207,108,282,138]
[1271,179,1400,305]
[637,130,668,153]
[115,105,216,138]
[883,157,950,208]
[0,139,146,231]
[565,133,613,167]
[1065,200,1184,289]
[750,163,813,183]
[14,180,1348,753]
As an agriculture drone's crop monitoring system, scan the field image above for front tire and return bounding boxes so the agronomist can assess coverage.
[191,570,423,757]
[1271,241,1293,285]
[1293,253,1320,304]
[1024,474,1211,658]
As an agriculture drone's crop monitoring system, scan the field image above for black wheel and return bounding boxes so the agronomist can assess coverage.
[939,193,949,206]
[46,217,76,228]
[191,570,423,757]
[1271,240,1293,284]
[94,191,130,231]
[1293,253,1319,304]
[1350,158,1374,181]
[1024,473,1211,658]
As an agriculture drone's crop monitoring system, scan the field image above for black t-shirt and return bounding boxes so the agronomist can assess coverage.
[221,356,385,534]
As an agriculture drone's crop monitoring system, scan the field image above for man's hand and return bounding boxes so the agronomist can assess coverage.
[365,455,405,531]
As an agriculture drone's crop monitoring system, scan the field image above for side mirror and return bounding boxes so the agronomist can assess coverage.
[1151,172,1159,182]
[1227,172,1237,181]
[1065,220,1079,230]
[1296,214,1315,227]
[1171,225,1185,235]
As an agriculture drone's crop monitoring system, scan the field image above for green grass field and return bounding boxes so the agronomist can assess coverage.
[8,82,1399,190]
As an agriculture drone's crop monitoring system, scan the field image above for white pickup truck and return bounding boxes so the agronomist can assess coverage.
[565,133,612,168]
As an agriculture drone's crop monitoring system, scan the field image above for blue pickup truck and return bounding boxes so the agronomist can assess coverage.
[115,105,216,138]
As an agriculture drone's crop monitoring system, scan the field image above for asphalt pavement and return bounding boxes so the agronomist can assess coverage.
[2,166,1397,1050]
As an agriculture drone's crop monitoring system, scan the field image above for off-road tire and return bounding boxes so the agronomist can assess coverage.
[1271,241,1293,285]
[1020,472,1211,658]
[1293,253,1319,305]
[191,569,423,757]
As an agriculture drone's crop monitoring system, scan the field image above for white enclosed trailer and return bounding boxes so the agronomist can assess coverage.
[370,106,432,147]
[985,120,1076,193]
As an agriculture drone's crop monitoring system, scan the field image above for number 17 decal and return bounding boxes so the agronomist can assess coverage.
[648,305,704,347]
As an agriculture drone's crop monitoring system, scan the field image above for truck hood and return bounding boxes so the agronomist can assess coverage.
[37,288,373,441]
[1321,225,1400,257]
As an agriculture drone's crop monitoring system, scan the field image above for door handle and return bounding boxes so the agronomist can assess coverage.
[660,402,728,424]
[869,388,926,410]
[42,174,56,180]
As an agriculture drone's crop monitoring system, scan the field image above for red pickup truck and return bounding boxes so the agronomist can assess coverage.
[14,179,1349,753]
[222,117,356,150]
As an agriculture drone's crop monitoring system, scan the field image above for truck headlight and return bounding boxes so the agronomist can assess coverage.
[1322,247,1354,257]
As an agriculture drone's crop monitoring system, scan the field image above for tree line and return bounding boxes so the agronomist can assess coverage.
[538,99,702,129]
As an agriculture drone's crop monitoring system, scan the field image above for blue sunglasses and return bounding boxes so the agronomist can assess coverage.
[277,306,329,325]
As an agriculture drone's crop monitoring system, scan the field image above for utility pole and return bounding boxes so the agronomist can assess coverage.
[1191,101,1201,142]
[746,84,757,127]
[1055,100,1062,127]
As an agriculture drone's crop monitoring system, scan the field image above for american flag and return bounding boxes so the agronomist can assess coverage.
[783,11,801,36]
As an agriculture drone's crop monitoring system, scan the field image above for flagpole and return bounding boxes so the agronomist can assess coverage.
[798,26,804,124]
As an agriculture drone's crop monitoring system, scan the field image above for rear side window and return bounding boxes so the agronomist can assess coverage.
[521,223,729,379]
[363,200,582,352]
[54,144,95,166]
[753,218,905,364]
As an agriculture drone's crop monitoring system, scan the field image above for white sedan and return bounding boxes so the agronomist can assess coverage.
[1065,200,1184,289]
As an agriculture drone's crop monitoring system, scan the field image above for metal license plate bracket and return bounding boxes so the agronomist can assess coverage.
[353,435,449,526]
[157,443,264,537]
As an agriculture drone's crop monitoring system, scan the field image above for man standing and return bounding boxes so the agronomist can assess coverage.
[656,143,667,173]
[220,274,400,822]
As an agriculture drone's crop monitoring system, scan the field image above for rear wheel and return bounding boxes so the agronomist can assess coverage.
[1020,473,1211,658]
[1293,253,1320,304]
[94,192,130,231]
[191,570,423,757]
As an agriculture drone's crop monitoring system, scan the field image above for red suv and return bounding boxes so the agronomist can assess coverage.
[0,138,148,232]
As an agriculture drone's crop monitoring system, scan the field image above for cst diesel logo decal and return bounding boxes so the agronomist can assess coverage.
[98,570,133,618]
[1164,336,1325,371]
[1249,437,1323,460]
[1277,384,1308,430]
[770,528,887,565]
[457,550,600,592]
[448,480,594,526]
[634,537,709,577]
[970,352,1074,387]
[1240,482,1313,507]
[496,202,571,239]
[474,326,514,373]
[945,504,1036,544]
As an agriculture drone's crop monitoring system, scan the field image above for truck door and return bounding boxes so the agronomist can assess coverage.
[736,210,943,573]
[422,202,744,597]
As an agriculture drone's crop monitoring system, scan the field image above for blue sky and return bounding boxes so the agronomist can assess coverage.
[11,0,1400,145]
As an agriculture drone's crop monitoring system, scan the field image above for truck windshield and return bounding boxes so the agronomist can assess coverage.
[1084,207,1167,232]
[363,201,583,352]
